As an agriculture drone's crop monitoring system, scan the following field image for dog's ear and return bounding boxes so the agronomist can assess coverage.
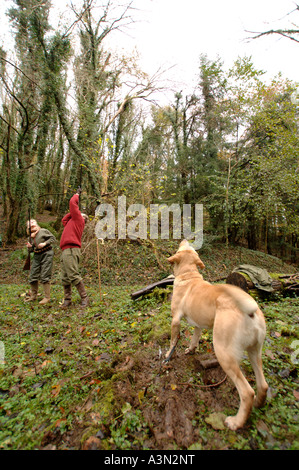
[196,257,205,269]
[167,253,182,264]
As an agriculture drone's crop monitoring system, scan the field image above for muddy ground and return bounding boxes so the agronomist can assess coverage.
[39,339,251,451]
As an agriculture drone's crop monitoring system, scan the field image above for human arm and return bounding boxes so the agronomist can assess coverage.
[36,229,56,249]
[69,193,82,221]
[62,213,71,226]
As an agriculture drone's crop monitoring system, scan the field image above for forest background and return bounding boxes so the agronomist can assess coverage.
[0,0,298,264]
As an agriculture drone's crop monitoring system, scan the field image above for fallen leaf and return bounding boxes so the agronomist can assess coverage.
[13,367,23,378]
[188,442,202,450]
[116,356,134,371]
[90,412,101,424]
[138,389,145,404]
[51,384,61,397]
[267,387,277,400]
[170,384,177,391]
[82,436,102,450]
[89,379,101,385]
[41,360,52,368]
[256,419,276,445]
[54,418,66,429]
[95,353,112,364]
[205,412,226,430]
[0,438,12,448]
[256,419,269,437]
[293,390,299,401]
[121,402,132,414]
[42,444,56,450]
[23,368,35,378]
[265,349,275,360]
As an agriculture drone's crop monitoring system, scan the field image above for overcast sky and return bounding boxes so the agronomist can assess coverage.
[1,0,298,98]
[116,0,299,86]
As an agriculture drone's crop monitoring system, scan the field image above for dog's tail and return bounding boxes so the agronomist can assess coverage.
[217,284,258,316]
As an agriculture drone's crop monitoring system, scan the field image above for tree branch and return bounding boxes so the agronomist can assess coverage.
[246,4,299,44]
[0,55,42,89]
[247,29,299,43]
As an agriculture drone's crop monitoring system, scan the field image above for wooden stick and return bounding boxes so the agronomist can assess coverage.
[178,374,227,389]
[163,334,180,363]
[96,238,102,300]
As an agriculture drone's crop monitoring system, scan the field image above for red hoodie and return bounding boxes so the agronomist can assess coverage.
[60,194,85,250]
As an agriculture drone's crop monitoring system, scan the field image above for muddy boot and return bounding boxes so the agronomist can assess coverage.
[60,285,72,309]
[39,283,51,305]
[24,282,38,302]
[75,281,89,307]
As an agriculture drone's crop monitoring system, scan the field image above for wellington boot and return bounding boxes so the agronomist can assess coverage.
[75,281,89,307]
[60,285,72,309]
[39,283,51,305]
[24,282,38,302]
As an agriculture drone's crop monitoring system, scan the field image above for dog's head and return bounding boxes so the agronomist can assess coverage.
[167,240,205,274]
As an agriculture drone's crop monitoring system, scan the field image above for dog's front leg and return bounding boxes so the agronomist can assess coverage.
[185,327,201,355]
[165,316,181,360]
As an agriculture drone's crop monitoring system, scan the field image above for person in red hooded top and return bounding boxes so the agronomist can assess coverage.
[60,188,89,308]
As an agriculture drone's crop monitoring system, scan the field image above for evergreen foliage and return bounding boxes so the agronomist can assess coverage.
[0,1,298,263]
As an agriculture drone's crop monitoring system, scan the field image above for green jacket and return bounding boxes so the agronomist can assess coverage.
[31,228,56,253]
[233,264,274,292]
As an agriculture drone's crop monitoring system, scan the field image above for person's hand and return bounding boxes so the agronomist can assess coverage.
[37,242,46,249]
[26,242,32,248]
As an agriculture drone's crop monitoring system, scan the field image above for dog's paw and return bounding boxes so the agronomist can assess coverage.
[253,386,268,408]
[225,416,242,431]
[185,347,195,355]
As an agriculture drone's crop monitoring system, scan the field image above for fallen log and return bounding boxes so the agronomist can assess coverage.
[225,272,250,292]
[226,271,299,296]
[131,276,174,300]
[131,269,298,301]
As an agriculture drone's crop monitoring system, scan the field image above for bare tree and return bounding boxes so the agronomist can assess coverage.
[247,4,299,43]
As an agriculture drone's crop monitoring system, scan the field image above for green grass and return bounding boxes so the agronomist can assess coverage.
[0,284,167,449]
[0,284,298,450]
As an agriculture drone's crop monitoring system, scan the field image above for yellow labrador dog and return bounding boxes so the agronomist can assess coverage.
[166,240,268,430]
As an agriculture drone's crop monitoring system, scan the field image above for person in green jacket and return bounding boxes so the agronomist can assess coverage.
[25,219,56,305]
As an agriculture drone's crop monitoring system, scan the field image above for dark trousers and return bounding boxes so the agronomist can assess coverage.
[60,247,82,286]
[29,250,54,284]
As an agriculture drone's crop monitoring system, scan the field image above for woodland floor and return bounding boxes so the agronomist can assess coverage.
[0,210,298,451]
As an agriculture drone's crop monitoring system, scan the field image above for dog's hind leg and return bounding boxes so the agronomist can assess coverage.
[213,342,255,430]
[185,327,201,355]
[247,344,268,408]
[165,314,181,360]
